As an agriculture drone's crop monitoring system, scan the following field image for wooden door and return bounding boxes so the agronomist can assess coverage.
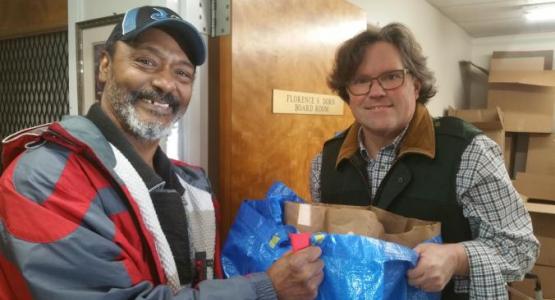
[210,0,366,238]
[0,0,67,39]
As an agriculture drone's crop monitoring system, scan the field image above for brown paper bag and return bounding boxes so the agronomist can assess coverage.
[284,201,440,248]
[325,207,385,237]
[284,202,326,233]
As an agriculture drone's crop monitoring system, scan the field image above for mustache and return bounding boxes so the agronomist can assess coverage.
[128,89,180,112]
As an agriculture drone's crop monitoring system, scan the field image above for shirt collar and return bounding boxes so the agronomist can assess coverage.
[336,103,436,168]
[357,125,408,162]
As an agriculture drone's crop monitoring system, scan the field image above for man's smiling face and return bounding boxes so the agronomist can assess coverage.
[348,41,421,142]
[99,27,195,141]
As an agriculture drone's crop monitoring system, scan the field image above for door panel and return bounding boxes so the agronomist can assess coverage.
[212,0,366,238]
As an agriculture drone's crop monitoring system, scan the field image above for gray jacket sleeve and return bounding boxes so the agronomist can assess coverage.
[175,273,276,300]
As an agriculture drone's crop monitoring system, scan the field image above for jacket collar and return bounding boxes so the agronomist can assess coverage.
[336,103,435,168]
[85,103,167,190]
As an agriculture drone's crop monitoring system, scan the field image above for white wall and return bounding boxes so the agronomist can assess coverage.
[68,0,210,170]
[347,0,473,116]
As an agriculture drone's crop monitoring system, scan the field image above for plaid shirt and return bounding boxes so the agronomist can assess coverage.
[310,127,539,299]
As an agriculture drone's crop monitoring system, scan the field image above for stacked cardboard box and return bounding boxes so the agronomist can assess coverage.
[488,51,555,299]
[488,70,555,133]
[447,107,509,169]
[511,138,555,299]
[509,208,555,299]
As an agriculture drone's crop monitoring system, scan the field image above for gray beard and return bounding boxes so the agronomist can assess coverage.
[115,100,178,141]
[106,79,184,142]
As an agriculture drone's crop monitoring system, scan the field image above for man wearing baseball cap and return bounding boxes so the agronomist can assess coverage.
[0,6,323,300]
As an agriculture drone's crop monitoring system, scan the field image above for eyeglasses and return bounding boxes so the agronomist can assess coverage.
[347,69,409,96]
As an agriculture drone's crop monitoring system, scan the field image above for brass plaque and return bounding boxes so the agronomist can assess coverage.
[272,89,344,115]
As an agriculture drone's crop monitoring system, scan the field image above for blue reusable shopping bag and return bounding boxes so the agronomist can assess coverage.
[222,182,440,300]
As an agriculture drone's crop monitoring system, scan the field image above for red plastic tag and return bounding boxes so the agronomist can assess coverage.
[289,232,311,252]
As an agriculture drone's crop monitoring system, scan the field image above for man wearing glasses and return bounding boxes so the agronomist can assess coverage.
[310,23,538,299]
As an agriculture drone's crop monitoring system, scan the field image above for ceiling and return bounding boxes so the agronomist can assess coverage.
[426,0,555,37]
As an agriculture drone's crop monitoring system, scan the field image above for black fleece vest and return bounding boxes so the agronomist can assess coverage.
[320,117,481,300]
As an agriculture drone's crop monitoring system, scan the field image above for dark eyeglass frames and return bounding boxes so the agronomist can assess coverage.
[347,69,409,96]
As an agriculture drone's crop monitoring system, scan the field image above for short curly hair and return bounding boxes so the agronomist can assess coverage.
[328,23,437,104]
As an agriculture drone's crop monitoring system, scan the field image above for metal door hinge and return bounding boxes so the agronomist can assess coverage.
[210,0,230,36]
[187,0,229,37]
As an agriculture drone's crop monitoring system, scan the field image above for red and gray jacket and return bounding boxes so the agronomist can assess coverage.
[0,116,275,300]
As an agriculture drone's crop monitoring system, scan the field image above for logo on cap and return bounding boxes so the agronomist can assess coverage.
[151,8,181,21]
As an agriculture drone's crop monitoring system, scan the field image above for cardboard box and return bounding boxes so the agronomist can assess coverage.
[447,106,505,150]
[514,191,555,298]
[510,265,555,299]
[491,56,545,71]
[489,51,554,177]
[524,200,555,215]
[487,71,555,133]
[447,106,512,172]
[491,50,553,71]
[514,172,555,203]
[529,212,555,267]
[511,169,555,299]
[527,133,555,176]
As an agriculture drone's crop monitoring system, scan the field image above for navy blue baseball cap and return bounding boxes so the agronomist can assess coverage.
[106,6,206,66]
